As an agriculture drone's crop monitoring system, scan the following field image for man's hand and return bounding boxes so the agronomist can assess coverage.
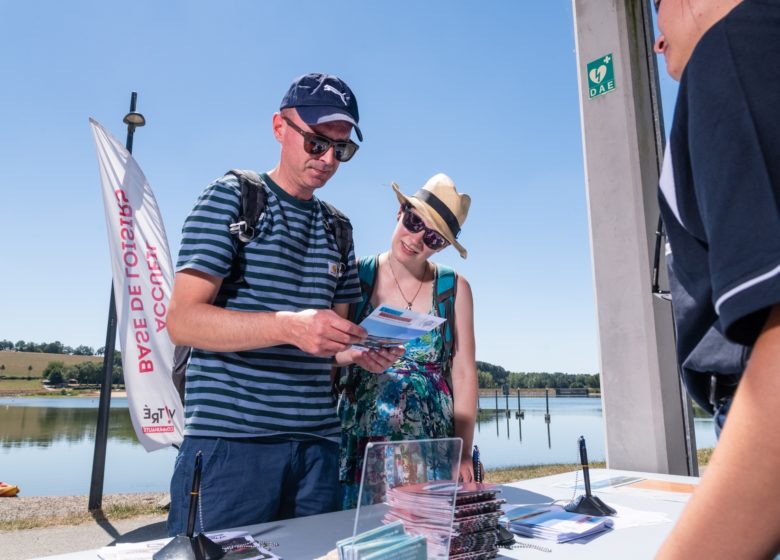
[285,309,367,356]
[349,346,405,373]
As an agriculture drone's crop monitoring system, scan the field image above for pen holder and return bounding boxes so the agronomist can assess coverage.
[153,533,225,560]
[564,494,616,517]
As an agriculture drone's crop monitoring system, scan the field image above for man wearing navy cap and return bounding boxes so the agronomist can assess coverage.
[166,73,401,532]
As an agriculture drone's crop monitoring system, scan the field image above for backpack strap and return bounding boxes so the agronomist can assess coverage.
[348,254,380,323]
[172,169,268,405]
[337,255,380,400]
[318,200,354,278]
[227,169,267,243]
[434,263,458,385]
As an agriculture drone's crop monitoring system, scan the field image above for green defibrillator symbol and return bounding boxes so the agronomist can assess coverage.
[587,54,615,99]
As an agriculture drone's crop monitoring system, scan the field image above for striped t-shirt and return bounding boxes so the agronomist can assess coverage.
[176,172,360,441]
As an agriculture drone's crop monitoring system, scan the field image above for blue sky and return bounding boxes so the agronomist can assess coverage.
[0,1,677,374]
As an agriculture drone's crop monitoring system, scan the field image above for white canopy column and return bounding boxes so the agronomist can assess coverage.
[572,0,697,475]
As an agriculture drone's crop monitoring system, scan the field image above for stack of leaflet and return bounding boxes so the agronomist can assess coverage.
[501,504,614,543]
[448,482,504,560]
[383,481,458,558]
[336,520,427,560]
[383,482,504,560]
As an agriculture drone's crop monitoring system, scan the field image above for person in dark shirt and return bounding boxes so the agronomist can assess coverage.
[654,0,780,557]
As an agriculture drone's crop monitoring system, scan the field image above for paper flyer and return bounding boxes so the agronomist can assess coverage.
[356,305,445,349]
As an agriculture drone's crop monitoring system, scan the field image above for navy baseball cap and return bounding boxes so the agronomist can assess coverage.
[280,73,362,142]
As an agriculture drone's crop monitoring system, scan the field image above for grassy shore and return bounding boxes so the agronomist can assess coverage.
[0,449,714,531]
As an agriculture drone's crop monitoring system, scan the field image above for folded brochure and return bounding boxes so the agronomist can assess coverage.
[501,504,613,543]
[96,530,279,560]
[356,305,445,349]
[337,520,427,560]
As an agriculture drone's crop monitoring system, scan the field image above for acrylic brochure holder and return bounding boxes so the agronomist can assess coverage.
[353,437,462,560]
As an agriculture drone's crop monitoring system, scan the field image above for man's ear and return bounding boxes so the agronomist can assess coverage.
[272,112,284,143]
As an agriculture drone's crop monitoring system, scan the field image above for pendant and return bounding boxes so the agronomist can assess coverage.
[406,302,413,310]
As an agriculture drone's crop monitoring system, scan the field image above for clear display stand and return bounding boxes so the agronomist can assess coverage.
[352,437,462,559]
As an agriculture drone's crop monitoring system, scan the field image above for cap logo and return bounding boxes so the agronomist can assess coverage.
[323,84,348,106]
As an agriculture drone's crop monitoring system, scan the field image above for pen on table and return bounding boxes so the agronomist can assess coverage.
[186,450,203,538]
[579,436,592,497]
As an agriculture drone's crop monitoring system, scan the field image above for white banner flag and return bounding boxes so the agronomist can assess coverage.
[90,118,184,451]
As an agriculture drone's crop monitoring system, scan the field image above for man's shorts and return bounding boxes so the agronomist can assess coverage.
[167,435,339,536]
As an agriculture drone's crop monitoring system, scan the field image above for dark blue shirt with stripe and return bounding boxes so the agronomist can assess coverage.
[658,0,780,406]
[176,172,360,441]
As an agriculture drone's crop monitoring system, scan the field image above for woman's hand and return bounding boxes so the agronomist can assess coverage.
[458,459,475,483]
[338,345,405,373]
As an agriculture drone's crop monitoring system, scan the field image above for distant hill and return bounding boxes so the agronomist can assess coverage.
[0,350,102,378]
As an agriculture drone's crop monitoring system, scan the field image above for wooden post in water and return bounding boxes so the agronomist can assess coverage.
[515,389,525,419]
[495,390,499,436]
[544,388,551,423]
[544,388,552,449]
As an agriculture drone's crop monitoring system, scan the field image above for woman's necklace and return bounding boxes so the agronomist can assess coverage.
[387,256,426,310]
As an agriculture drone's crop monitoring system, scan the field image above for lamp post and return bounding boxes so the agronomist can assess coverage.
[88,92,146,512]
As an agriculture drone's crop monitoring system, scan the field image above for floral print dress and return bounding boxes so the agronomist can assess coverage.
[338,301,455,510]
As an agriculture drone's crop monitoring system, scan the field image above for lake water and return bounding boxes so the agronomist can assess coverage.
[0,396,716,496]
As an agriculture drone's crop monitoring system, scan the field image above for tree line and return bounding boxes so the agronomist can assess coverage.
[3,340,597,390]
[0,339,103,356]
[476,361,600,390]
[41,352,123,386]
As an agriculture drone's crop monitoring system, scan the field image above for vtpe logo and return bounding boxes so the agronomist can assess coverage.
[586,54,616,99]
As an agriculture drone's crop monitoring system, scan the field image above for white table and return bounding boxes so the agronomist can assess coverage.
[39,468,697,560]
[495,468,694,559]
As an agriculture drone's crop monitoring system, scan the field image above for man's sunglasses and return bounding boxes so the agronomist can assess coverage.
[401,205,448,250]
[282,116,359,162]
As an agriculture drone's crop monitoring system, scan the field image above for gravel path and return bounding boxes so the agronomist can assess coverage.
[0,515,170,559]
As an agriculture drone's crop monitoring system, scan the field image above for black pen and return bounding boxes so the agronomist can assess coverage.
[186,450,203,538]
[579,436,592,497]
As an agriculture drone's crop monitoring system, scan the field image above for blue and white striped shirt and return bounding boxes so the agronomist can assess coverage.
[177,172,360,441]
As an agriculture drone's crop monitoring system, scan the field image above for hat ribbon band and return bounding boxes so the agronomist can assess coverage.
[413,189,461,239]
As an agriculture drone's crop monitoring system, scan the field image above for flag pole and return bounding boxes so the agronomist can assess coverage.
[88,92,146,511]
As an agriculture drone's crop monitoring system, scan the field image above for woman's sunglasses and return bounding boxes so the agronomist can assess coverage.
[401,205,448,250]
[282,116,359,162]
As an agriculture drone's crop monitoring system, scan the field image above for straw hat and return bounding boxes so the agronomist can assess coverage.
[391,173,471,258]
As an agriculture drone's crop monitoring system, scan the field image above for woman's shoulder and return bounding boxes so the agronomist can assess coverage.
[431,261,468,284]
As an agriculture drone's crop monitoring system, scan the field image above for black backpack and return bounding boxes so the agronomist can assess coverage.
[171,169,354,402]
